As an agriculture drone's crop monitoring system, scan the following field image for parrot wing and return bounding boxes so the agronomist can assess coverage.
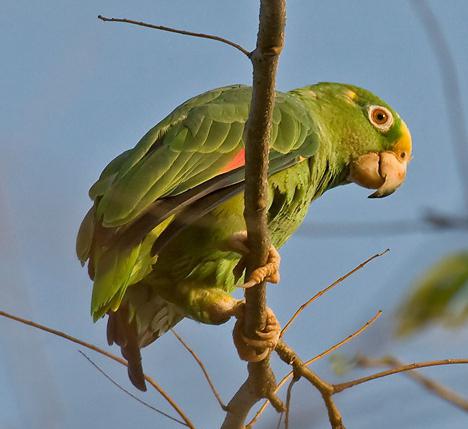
[77,84,320,322]
[92,84,319,228]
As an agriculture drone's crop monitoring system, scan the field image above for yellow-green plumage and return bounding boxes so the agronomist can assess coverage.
[77,82,411,390]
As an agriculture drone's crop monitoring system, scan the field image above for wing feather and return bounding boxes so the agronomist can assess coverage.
[202,121,232,152]
[79,84,321,319]
[94,86,318,227]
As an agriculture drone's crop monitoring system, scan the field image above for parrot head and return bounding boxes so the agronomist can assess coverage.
[346,99,412,198]
[309,83,412,198]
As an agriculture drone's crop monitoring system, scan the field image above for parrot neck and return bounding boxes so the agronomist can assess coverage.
[305,145,348,203]
[290,86,361,198]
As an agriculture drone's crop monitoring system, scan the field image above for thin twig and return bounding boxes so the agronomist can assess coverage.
[79,351,186,425]
[284,377,297,429]
[304,311,382,367]
[171,329,227,410]
[0,310,195,429]
[355,355,468,412]
[281,251,388,336]
[333,359,468,393]
[275,411,284,429]
[247,311,381,428]
[97,15,251,58]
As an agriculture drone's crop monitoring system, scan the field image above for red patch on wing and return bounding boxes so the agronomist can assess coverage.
[219,148,245,174]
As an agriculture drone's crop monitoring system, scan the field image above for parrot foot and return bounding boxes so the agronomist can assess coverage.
[224,231,281,288]
[231,302,280,362]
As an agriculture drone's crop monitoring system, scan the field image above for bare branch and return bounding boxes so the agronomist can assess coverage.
[356,355,468,412]
[223,360,285,429]
[333,358,468,393]
[222,1,286,427]
[276,412,284,429]
[97,15,251,58]
[276,341,344,429]
[79,351,186,425]
[171,329,227,410]
[0,310,195,429]
[248,311,381,427]
[284,376,298,429]
[281,251,388,336]
[242,0,285,335]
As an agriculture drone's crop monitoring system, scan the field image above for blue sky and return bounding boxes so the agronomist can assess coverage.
[1,1,467,428]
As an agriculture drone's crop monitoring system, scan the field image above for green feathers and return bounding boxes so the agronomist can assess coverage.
[93,85,319,228]
[78,82,409,322]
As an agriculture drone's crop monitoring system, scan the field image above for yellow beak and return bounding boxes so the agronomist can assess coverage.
[348,120,412,198]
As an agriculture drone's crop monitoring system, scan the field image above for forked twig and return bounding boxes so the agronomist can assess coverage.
[97,15,251,58]
[281,250,388,336]
[247,311,382,428]
[276,341,344,429]
[0,310,195,429]
[171,329,227,410]
[79,351,186,425]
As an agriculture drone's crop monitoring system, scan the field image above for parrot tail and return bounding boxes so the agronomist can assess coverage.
[106,288,185,391]
[107,307,147,391]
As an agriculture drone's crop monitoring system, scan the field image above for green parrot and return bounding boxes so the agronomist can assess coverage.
[77,83,412,390]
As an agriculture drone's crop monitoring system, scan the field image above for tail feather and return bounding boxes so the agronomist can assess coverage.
[124,345,147,392]
[106,290,185,391]
[107,307,147,391]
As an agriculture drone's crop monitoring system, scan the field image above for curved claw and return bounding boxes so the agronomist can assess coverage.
[241,245,281,288]
[222,230,281,288]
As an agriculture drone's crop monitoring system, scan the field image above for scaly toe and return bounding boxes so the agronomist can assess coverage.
[237,331,277,348]
[222,231,281,289]
[232,305,281,362]
[241,246,281,288]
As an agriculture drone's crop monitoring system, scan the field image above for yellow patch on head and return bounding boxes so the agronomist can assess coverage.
[342,89,358,104]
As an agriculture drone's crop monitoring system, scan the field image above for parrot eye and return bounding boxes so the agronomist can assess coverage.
[368,105,393,132]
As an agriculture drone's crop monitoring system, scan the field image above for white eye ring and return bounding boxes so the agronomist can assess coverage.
[368,105,394,132]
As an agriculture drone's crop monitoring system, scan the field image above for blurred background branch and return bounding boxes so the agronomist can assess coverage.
[410,0,468,210]
[301,211,468,238]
